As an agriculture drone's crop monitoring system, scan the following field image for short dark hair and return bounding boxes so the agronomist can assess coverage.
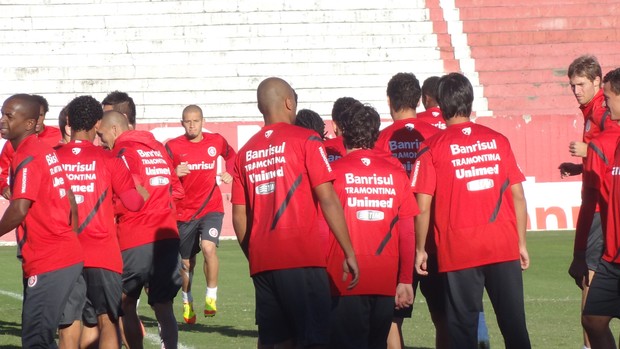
[6,94,40,121]
[437,73,474,120]
[58,105,69,139]
[568,55,602,82]
[67,95,103,132]
[422,76,440,101]
[102,91,136,127]
[31,94,49,114]
[331,97,360,127]
[340,103,380,150]
[295,109,326,139]
[604,68,620,95]
[386,72,421,112]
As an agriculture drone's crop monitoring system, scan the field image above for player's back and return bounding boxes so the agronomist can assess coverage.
[323,136,346,163]
[417,106,446,130]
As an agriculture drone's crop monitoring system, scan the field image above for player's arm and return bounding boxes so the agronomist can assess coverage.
[395,216,414,309]
[109,157,146,212]
[511,182,529,270]
[232,204,249,259]
[414,193,432,276]
[0,142,13,199]
[570,140,588,158]
[314,181,359,289]
[0,198,31,236]
[218,139,237,184]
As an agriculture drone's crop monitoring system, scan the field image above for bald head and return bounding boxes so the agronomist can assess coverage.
[5,94,40,121]
[101,110,130,131]
[97,110,130,149]
[256,77,297,124]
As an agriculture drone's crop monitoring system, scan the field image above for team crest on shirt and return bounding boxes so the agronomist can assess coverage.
[462,127,472,136]
[585,120,592,132]
[265,130,273,138]
[208,146,217,157]
[405,123,415,131]
[27,275,37,288]
[208,228,219,238]
[432,111,440,117]
[361,158,371,166]
[72,147,81,155]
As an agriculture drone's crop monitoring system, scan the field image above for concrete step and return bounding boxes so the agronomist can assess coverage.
[467,28,620,46]
[459,4,620,20]
[471,42,620,58]
[463,16,619,33]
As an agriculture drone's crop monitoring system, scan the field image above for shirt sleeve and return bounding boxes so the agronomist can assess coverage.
[304,136,334,188]
[0,142,14,192]
[501,137,526,185]
[410,144,436,195]
[583,140,606,191]
[107,156,137,195]
[231,154,246,205]
[220,136,237,174]
[11,155,42,202]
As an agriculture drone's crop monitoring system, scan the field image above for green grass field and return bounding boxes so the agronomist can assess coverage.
[0,230,616,348]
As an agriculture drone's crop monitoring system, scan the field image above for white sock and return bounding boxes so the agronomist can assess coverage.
[206,287,218,300]
[182,291,193,303]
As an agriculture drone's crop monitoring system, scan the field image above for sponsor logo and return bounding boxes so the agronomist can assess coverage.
[255,182,276,195]
[585,120,591,132]
[265,130,273,138]
[466,178,495,191]
[149,176,170,186]
[405,123,415,131]
[27,275,37,288]
[356,210,385,221]
[361,158,370,166]
[208,228,219,238]
[75,194,84,204]
[59,188,66,198]
[208,146,217,157]
[72,148,81,155]
[462,127,471,136]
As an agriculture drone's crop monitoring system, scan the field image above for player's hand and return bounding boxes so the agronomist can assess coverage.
[218,171,233,184]
[394,283,414,309]
[342,255,360,290]
[176,162,190,177]
[2,186,11,200]
[136,184,150,201]
[520,246,530,270]
[568,252,588,289]
[569,141,588,157]
[558,162,583,178]
[415,250,428,276]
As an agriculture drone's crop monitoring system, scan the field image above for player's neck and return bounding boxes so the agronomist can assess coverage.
[71,130,95,143]
[187,132,203,143]
[446,115,470,126]
[391,109,416,121]
[11,131,36,150]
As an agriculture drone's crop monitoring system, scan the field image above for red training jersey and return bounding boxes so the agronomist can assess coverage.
[411,122,525,272]
[10,134,83,277]
[232,122,333,275]
[375,118,440,177]
[166,132,236,221]
[327,149,418,296]
[582,89,615,144]
[112,131,182,250]
[417,107,446,130]
[324,136,346,163]
[56,140,137,273]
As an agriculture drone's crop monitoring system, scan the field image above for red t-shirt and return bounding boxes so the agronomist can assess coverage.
[11,134,83,277]
[327,149,418,296]
[113,131,181,250]
[165,133,236,221]
[56,140,136,273]
[582,89,615,144]
[324,136,346,163]
[411,122,525,272]
[0,126,62,192]
[602,138,620,263]
[417,107,447,130]
[375,118,440,177]
[231,122,333,275]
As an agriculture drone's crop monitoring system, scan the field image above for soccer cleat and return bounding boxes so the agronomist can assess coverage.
[183,302,196,324]
[204,297,217,317]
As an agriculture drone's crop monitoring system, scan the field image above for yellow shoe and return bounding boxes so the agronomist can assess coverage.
[183,302,196,324]
[204,297,217,317]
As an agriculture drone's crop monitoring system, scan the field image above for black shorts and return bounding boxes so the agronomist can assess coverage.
[586,213,604,271]
[122,239,183,305]
[21,262,83,348]
[253,267,331,346]
[82,267,123,325]
[178,212,224,259]
[584,259,620,318]
[329,295,393,349]
[60,273,87,326]
[394,254,445,318]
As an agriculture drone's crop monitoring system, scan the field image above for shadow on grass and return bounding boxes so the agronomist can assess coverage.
[141,315,258,338]
[0,318,21,338]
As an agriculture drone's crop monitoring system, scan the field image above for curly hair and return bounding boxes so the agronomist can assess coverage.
[340,102,380,150]
[604,68,620,95]
[387,72,421,112]
[67,95,103,132]
[331,97,360,127]
[295,109,326,139]
[102,91,136,127]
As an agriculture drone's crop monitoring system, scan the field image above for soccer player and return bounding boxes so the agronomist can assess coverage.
[102,90,137,129]
[97,110,184,349]
[562,55,617,349]
[326,101,417,349]
[58,104,71,144]
[412,73,531,349]
[231,77,359,349]
[295,108,326,139]
[0,94,62,199]
[165,104,236,323]
[374,72,440,177]
[324,97,358,163]
[417,76,447,130]
[57,95,146,349]
[581,67,620,349]
[0,94,84,348]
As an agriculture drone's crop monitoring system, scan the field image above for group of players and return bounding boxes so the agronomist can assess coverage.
[0,91,232,349]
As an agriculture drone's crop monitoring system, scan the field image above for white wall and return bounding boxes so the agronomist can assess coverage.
[0,0,443,123]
